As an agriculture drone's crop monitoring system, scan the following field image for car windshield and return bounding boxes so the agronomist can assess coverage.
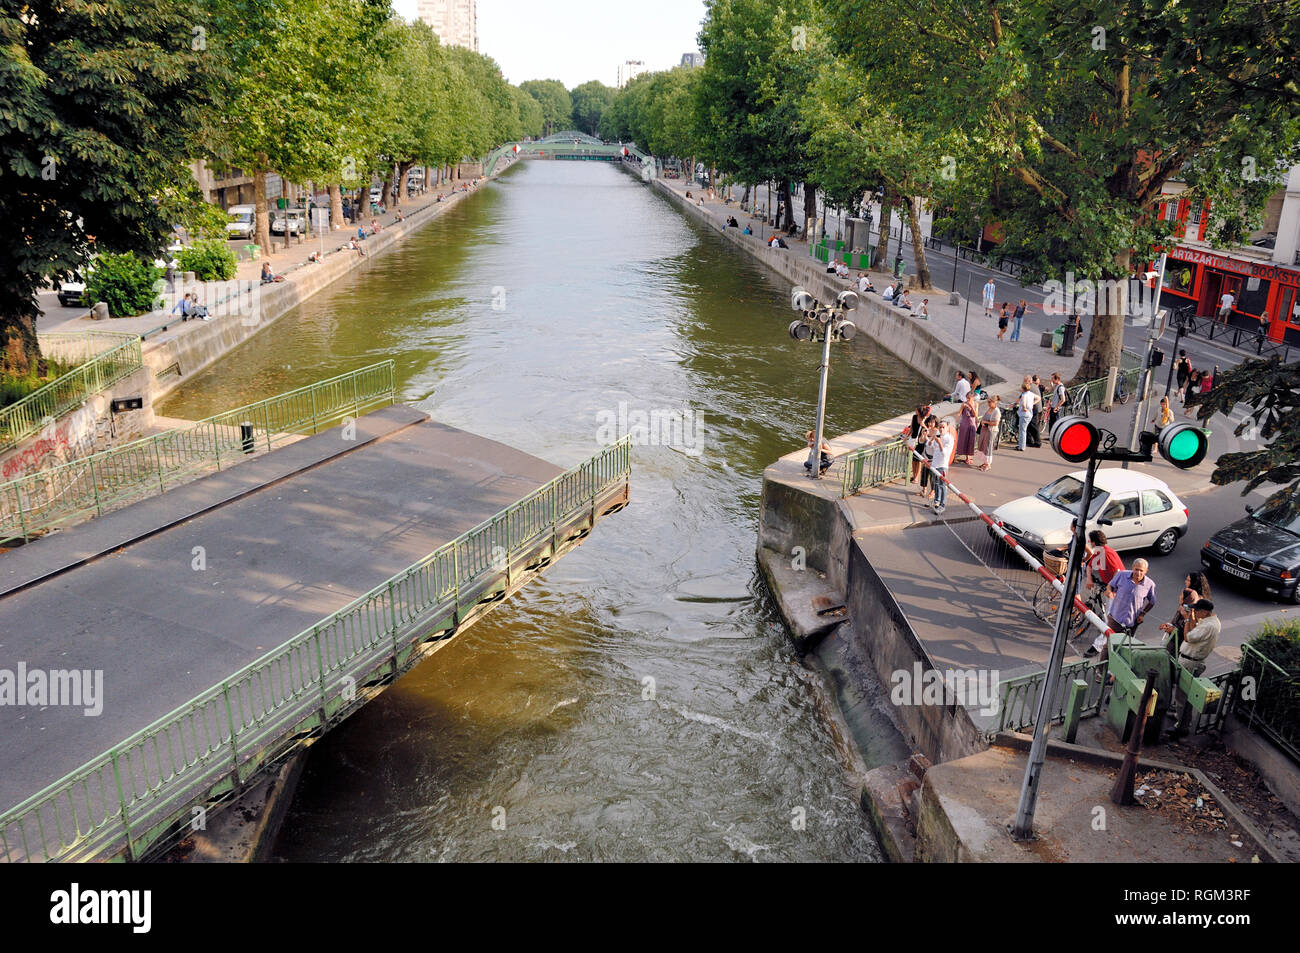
[1251,494,1300,536]
[232,212,252,223]
[1036,476,1110,519]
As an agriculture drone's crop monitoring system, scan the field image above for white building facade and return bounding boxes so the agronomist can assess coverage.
[416,0,478,51]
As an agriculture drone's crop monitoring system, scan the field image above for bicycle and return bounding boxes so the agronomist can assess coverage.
[1068,384,1090,418]
[1031,554,1106,640]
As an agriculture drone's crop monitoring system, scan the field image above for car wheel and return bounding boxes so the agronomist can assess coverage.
[1289,584,1300,606]
[1153,529,1178,555]
[57,296,68,307]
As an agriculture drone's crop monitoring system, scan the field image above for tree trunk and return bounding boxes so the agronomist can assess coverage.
[397,161,414,205]
[328,184,344,232]
[874,191,893,271]
[1,309,39,376]
[803,181,816,247]
[905,195,932,288]
[779,180,794,231]
[1071,248,1131,386]
[254,165,272,259]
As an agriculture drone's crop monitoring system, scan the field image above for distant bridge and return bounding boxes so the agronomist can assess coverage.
[485,134,653,175]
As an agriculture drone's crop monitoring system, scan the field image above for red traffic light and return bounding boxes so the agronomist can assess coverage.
[1050,416,1100,463]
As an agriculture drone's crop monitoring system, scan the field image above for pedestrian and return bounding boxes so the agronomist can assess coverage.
[1185,367,1202,410]
[1170,599,1221,736]
[1202,365,1217,394]
[917,297,930,320]
[948,371,971,404]
[1259,310,1271,340]
[927,419,954,514]
[1010,299,1027,342]
[1092,558,1157,659]
[1175,350,1191,400]
[997,302,1010,340]
[1015,382,1035,451]
[974,394,1001,470]
[1154,395,1173,434]
[804,429,832,475]
[1026,375,1045,447]
[982,278,996,319]
[954,389,979,464]
[1218,289,1234,321]
[904,403,930,486]
[1158,571,1212,649]
[1048,372,1067,430]
[916,414,939,499]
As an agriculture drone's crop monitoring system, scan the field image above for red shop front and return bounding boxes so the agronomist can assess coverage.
[1163,247,1300,344]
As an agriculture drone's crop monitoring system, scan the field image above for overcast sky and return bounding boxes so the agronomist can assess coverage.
[392,0,708,88]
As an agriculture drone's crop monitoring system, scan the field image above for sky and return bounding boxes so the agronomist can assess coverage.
[391,0,708,88]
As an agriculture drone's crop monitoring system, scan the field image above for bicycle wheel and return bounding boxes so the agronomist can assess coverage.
[1032,579,1063,623]
[1072,387,1090,418]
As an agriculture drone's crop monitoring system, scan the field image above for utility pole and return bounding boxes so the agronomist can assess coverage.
[1124,252,1167,468]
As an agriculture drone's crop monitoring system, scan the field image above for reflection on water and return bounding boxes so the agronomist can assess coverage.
[162,161,930,861]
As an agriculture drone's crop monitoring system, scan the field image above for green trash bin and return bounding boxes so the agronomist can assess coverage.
[1052,324,1065,353]
[244,243,260,262]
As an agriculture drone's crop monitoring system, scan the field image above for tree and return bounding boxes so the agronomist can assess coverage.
[825,0,1300,383]
[570,80,615,136]
[1186,357,1300,502]
[520,79,573,136]
[1,0,214,373]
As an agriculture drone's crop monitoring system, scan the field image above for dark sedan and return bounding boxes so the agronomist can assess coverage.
[1201,493,1300,604]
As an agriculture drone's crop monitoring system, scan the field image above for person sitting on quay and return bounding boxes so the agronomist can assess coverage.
[804,430,833,476]
[881,282,896,303]
[307,251,323,264]
[369,219,382,235]
[727,216,740,229]
[260,262,280,284]
[356,225,367,241]
[857,273,875,294]
[171,291,196,321]
[348,237,365,257]
[898,289,913,310]
[915,297,930,320]
[742,224,752,235]
[835,260,850,279]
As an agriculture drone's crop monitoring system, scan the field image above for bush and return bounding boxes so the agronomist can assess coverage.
[177,238,237,281]
[84,252,163,318]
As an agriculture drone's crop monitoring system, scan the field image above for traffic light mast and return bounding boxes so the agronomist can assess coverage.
[1011,415,1207,841]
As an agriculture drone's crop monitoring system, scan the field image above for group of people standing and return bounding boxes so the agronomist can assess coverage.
[1172,350,1219,412]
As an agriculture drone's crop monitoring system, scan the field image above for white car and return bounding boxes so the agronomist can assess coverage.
[992,468,1189,556]
[226,204,256,240]
[270,208,306,235]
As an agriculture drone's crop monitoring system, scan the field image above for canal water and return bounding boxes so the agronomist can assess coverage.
[161,160,931,861]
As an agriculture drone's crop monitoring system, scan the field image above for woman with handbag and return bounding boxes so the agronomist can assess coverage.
[904,404,929,486]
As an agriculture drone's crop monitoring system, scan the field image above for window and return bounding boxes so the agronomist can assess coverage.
[1142,489,1173,515]
[1103,496,1141,521]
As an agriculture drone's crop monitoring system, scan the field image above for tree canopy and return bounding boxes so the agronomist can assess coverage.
[519,79,573,137]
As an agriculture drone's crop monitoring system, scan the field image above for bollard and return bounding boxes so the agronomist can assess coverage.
[1110,669,1158,806]
[241,421,255,454]
[92,301,109,321]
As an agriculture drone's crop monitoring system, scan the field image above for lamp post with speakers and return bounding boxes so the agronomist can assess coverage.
[1010,414,1209,841]
[787,287,859,479]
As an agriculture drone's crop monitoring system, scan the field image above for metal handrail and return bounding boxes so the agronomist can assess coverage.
[840,437,912,497]
[1237,642,1298,763]
[994,658,1111,734]
[0,436,631,862]
[0,332,142,450]
[0,361,397,543]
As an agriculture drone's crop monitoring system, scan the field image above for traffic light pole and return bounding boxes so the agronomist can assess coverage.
[1124,253,1167,468]
[1012,454,1098,840]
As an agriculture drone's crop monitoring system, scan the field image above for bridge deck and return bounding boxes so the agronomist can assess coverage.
[0,405,562,812]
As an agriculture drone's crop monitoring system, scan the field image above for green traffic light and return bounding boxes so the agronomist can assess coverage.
[1167,428,1200,461]
[1157,423,1208,469]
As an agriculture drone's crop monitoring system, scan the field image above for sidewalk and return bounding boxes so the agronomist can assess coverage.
[41,173,489,337]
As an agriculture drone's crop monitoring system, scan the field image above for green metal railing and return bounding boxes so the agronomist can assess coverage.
[996,357,1144,447]
[993,657,1111,735]
[0,436,631,862]
[840,437,912,497]
[0,332,142,450]
[1237,643,1299,763]
[0,362,397,544]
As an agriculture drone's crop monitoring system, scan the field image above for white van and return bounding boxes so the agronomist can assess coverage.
[226,205,257,240]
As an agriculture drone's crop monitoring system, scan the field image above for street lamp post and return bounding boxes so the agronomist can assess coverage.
[1124,253,1168,466]
[788,288,858,479]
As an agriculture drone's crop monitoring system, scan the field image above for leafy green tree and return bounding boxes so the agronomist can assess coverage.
[1186,357,1299,501]
[824,0,1300,382]
[177,240,238,281]
[84,253,163,318]
[570,80,615,136]
[520,79,573,136]
[1,0,214,372]
[512,84,544,138]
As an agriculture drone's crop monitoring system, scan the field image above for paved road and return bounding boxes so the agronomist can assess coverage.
[0,406,562,812]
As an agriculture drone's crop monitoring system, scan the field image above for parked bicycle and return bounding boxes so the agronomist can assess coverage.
[1030,550,1105,641]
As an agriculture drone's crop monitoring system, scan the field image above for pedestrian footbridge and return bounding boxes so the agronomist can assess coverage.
[0,366,630,861]
[485,133,652,174]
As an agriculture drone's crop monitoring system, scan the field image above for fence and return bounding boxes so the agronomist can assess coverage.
[995,657,1112,734]
[1236,643,1299,763]
[839,437,912,497]
[0,332,142,450]
[0,361,397,544]
[996,359,1144,448]
[1175,309,1296,363]
[0,436,632,862]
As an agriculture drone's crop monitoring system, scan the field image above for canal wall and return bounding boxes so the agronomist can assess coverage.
[622,162,1000,392]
